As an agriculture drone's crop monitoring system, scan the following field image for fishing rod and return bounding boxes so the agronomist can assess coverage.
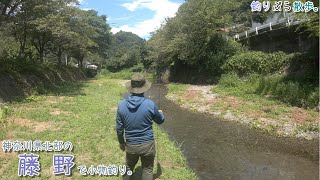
[155,64,161,167]
[147,64,162,173]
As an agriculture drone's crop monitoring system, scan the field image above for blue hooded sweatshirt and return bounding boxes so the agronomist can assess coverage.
[116,94,165,145]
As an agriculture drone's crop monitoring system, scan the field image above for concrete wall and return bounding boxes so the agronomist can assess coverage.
[240,25,318,53]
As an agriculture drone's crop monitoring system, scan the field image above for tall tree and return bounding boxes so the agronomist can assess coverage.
[146,0,244,76]
[0,0,112,69]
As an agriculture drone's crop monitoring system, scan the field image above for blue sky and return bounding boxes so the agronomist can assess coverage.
[79,0,185,39]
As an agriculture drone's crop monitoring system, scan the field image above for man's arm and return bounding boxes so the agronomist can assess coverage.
[154,104,165,124]
[116,108,125,146]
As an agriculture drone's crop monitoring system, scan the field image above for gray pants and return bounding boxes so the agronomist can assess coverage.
[123,141,155,180]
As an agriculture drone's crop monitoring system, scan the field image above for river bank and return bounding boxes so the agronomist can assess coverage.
[166,83,319,140]
[147,84,318,180]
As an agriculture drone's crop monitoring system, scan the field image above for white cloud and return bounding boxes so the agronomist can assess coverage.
[68,0,87,7]
[111,0,181,39]
[81,8,95,11]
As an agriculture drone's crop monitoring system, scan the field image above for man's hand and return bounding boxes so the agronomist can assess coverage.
[119,144,126,151]
[159,110,163,113]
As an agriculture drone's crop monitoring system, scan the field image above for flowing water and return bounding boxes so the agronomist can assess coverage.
[145,84,319,180]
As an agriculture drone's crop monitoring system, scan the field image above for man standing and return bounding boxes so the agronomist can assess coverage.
[116,73,165,180]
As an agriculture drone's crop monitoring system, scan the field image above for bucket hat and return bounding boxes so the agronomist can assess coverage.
[125,73,151,94]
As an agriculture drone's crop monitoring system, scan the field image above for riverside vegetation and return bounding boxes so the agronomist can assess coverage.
[166,74,318,140]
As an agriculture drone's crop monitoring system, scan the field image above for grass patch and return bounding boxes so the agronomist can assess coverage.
[100,69,134,79]
[217,73,319,109]
[99,69,154,81]
[212,74,318,136]
[0,77,196,179]
[0,105,10,124]
[167,84,189,95]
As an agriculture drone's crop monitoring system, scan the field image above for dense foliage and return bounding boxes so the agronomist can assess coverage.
[146,0,318,78]
[146,0,246,75]
[222,51,293,76]
[145,0,291,72]
[219,73,319,109]
[106,31,146,72]
[0,0,112,73]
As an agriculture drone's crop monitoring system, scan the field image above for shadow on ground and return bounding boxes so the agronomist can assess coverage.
[11,81,88,103]
[130,162,162,180]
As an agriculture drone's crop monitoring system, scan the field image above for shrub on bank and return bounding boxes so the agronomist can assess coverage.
[256,75,319,108]
[218,73,242,88]
[219,50,319,109]
[222,51,292,76]
[0,105,10,125]
[218,73,319,109]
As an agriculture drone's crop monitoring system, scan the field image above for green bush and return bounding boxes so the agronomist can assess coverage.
[99,69,110,75]
[217,73,261,96]
[307,89,319,109]
[218,73,319,109]
[256,75,281,95]
[130,63,144,72]
[223,51,291,76]
[256,75,319,108]
[219,73,242,87]
[0,105,10,125]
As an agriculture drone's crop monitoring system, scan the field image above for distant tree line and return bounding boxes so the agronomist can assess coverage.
[106,31,146,72]
[0,0,112,72]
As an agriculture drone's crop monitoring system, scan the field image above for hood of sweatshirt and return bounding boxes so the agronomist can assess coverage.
[126,95,145,111]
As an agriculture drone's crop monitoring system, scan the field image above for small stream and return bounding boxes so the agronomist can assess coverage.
[145,84,319,180]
